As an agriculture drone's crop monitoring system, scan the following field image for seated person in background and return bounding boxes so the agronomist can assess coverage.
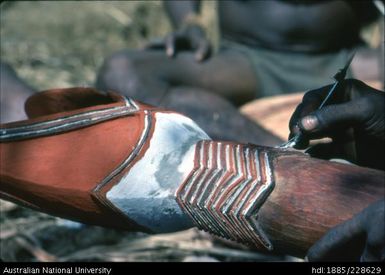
[96,0,382,108]
[289,79,384,261]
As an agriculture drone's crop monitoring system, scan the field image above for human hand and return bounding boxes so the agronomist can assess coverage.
[145,23,211,61]
[289,79,384,170]
[307,199,385,262]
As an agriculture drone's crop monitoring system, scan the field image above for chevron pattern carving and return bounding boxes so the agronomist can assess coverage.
[176,140,275,250]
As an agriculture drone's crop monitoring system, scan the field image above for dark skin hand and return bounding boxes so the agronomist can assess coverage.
[307,199,385,262]
[147,0,211,61]
[164,23,211,62]
[289,79,385,261]
[289,79,384,170]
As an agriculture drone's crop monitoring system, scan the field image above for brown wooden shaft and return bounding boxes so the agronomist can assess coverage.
[258,153,384,257]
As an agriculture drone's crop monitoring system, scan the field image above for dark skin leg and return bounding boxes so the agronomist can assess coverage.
[0,62,36,123]
[159,87,283,146]
[96,50,257,107]
[96,50,283,146]
[0,60,281,147]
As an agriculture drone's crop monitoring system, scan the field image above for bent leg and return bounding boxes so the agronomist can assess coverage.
[96,49,258,106]
[0,62,36,123]
[159,87,283,146]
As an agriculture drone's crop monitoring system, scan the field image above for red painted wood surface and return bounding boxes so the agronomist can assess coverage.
[259,152,384,257]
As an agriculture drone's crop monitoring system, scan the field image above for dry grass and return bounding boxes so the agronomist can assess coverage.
[0,1,218,90]
[1,1,172,89]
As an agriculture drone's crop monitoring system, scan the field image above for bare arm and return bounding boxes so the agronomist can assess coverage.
[164,0,201,28]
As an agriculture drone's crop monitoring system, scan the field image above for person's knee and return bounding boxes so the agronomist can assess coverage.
[97,50,138,77]
[0,61,35,123]
[96,50,142,91]
[160,88,239,141]
[161,88,235,114]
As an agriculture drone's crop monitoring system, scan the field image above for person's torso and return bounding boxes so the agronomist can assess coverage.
[218,0,378,52]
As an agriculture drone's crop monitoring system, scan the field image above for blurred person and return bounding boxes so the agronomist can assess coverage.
[96,0,382,108]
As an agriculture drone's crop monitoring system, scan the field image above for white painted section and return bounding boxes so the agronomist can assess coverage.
[107,112,210,233]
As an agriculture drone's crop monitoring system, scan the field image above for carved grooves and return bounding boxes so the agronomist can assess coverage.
[0,96,138,142]
[176,140,275,250]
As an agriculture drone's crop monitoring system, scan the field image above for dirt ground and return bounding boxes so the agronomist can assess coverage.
[0,1,295,262]
[1,1,382,263]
